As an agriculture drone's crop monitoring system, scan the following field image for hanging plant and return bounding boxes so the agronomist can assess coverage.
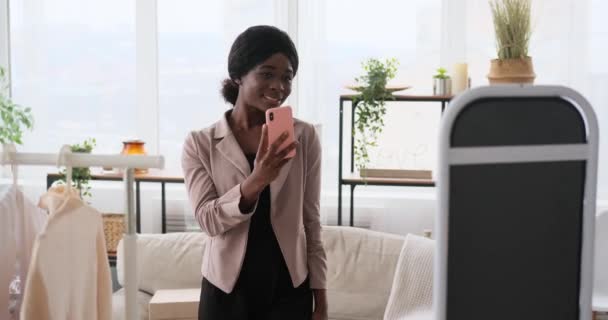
[352,58,399,171]
[0,67,34,145]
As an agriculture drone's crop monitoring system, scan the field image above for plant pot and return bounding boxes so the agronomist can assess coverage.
[433,78,452,96]
[487,56,536,84]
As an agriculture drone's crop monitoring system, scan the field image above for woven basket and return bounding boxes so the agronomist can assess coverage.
[487,56,536,84]
[102,213,125,254]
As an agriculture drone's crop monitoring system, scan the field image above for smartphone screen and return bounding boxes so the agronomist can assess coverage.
[265,106,296,158]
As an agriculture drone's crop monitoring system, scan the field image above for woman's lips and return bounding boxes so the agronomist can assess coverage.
[263,95,282,105]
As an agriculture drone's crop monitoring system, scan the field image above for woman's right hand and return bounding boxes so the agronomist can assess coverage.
[239,124,297,211]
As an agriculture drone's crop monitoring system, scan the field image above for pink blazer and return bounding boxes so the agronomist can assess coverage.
[181,112,327,293]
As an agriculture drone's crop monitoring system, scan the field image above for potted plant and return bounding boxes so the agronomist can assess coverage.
[487,0,535,84]
[351,58,399,171]
[433,67,452,95]
[0,67,34,145]
[57,138,96,199]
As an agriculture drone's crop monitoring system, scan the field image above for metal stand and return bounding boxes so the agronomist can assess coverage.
[435,85,598,320]
[123,168,138,320]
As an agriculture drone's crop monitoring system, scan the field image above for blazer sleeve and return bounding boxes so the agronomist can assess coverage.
[181,132,257,237]
[302,124,328,289]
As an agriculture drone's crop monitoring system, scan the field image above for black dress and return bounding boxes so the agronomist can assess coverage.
[198,154,312,320]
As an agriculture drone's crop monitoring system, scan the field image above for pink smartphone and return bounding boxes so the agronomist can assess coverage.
[265,106,296,158]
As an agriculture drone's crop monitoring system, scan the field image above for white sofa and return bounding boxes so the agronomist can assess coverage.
[112,226,409,320]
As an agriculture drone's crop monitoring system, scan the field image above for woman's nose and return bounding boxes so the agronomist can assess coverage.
[270,79,284,92]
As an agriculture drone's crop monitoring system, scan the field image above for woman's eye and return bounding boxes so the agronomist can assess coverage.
[283,75,293,82]
[261,72,273,79]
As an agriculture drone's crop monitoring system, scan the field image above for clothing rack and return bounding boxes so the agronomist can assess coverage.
[1,144,164,320]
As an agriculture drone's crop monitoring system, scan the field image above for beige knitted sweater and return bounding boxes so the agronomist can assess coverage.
[20,186,111,320]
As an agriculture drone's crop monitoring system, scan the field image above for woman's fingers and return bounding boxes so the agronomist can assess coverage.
[257,124,269,156]
[268,131,289,155]
[274,157,291,170]
[275,141,298,160]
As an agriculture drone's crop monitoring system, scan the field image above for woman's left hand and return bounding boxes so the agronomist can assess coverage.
[312,289,328,320]
[311,308,328,320]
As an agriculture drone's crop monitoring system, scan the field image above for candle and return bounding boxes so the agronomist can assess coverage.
[452,63,468,95]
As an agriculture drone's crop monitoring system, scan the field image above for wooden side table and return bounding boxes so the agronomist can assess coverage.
[149,288,200,320]
[47,169,185,233]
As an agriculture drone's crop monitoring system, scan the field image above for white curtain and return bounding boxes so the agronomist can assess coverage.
[4,0,607,232]
[443,0,608,197]
[297,0,608,233]
[294,0,608,228]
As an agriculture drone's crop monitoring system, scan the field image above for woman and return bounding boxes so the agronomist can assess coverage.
[182,25,328,320]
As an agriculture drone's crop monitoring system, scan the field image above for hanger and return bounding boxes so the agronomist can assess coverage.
[57,145,73,194]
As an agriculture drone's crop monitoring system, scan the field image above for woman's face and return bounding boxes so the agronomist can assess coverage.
[237,52,294,113]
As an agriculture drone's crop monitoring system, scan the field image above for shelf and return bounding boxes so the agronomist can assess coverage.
[337,94,449,226]
[47,169,184,183]
[341,172,435,187]
[340,94,453,102]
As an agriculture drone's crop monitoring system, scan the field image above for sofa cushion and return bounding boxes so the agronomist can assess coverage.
[115,227,404,320]
[117,232,207,294]
[111,289,152,320]
[322,226,405,320]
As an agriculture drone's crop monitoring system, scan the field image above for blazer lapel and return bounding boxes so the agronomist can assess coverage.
[216,135,250,178]
[270,159,293,206]
[214,113,250,178]
[270,132,301,206]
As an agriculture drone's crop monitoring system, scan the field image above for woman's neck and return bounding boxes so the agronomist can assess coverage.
[230,102,265,131]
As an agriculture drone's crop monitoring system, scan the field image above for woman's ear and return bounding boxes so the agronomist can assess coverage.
[235,78,242,86]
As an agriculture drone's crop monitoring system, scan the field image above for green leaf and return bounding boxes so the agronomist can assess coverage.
[351,57,398,170]
[0,70,35,144]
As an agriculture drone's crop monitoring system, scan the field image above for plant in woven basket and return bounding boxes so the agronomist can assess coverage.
[58,138,96,198]
[352,58,399,171]
[0,67,34,145]
[487,0,536,83]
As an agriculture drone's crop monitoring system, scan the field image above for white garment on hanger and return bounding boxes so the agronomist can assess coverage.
[20,185,112,320]
[1,185,47,320]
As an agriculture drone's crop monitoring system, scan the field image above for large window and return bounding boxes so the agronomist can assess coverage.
[9,0,136,164]
[298,0,442,193]
[460,0,608,198]
[3,0,607,227]
[589,0,608,198]
[158,0,276,172]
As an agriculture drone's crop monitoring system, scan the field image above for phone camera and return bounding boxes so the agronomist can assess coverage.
[269,112,274,121]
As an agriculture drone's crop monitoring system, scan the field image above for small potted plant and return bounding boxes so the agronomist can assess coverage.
[433,67,452,96]
[57,138,96,199]
[487,0,535,84]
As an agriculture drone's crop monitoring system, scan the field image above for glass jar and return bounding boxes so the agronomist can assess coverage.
[121,139,148,174]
